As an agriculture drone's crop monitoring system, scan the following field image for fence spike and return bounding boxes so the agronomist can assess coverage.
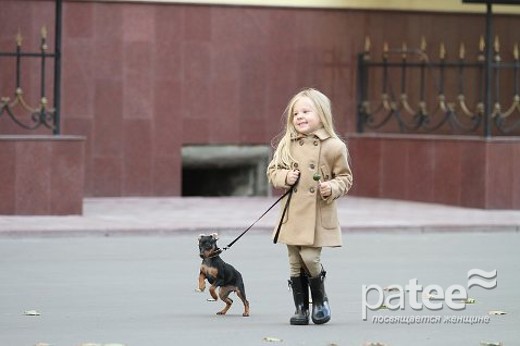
[459,42,465,60]
[421,36,427,51]
[440,42,446,60]
[478,35,485,61]
[15,30,22,47]
[364,36,371,60]
[364,36,371,53]
[494,35,501,62]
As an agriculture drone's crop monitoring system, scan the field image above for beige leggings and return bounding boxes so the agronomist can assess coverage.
[287,245,322,277]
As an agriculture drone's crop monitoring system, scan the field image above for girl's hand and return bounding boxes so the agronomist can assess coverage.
[319,181,332,198]
[286,170,300,186]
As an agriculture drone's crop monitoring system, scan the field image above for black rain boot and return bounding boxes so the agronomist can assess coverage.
[300,270,310,315]
[288,276,309,325]
[309,269,331,325]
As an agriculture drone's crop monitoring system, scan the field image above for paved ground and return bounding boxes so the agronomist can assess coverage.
[1,232,519,346]
[0,196,519,346]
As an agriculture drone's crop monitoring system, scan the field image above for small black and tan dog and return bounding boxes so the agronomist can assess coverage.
[196,233,250,317]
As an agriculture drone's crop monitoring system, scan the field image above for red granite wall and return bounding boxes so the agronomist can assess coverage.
[2,1,520,204]
[0,136,85,215]
[348,134,520,209]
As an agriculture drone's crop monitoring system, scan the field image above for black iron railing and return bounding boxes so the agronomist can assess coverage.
[0,0,62,134]
[357,36,520,136]
[357,1,520,137]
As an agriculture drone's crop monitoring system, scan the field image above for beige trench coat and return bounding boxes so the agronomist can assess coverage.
[267,128,353,247]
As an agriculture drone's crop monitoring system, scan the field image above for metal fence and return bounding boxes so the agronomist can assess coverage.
[0,0,62,134]
[357,35,520,136]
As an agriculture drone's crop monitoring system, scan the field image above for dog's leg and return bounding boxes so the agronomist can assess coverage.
[216,286,234,315]
[236,286,250,317]
[196,270,206,292]
[208,285,218,301]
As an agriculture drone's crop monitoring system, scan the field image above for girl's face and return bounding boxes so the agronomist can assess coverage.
[291,96,322,135]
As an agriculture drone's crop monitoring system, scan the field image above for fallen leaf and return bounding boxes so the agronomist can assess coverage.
[24,310,41,316]
[263,336,283,342]
[383,286,399,292]
[465,297,476,304]
[422,293,442,300]
[488,310,507,316]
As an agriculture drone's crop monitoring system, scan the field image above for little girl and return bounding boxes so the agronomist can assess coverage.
[267,88,353,325]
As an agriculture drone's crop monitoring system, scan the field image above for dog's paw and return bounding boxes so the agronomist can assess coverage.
[206,298,217,302]
[195,287,205,293]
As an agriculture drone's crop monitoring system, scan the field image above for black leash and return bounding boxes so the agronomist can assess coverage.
[223,177,299,250]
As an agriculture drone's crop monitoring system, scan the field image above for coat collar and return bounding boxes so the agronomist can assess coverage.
[292,127,331,141]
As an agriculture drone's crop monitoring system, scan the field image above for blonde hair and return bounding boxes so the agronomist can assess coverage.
[271,88,339,168]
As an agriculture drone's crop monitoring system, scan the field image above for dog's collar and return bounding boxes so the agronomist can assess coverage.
[205,247,223,259]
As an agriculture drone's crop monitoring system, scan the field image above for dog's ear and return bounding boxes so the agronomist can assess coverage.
[198,234,205,241]
[211,233,219,240]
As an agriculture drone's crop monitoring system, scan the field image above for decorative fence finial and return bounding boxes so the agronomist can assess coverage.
[459,42,465,60]
[439,42,446,60]
[364,36,371,61]
[478,36,485,61]
[15,30,22,47]
[41,26,48,51]
[494,35,501,62]
[383,41,389,60]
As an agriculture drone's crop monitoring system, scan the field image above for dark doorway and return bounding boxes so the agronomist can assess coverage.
[182,166,256,196]
[181,145,270,197]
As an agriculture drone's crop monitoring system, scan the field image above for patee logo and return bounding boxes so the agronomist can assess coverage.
[361,269,497,320]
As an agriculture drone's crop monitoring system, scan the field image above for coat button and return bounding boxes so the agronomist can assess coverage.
[299,140,304,146]
[310,163,315,169]
[294,163,298,168]
[294,188,298,193]
[313,141,318,146]
[309,187,315,193]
